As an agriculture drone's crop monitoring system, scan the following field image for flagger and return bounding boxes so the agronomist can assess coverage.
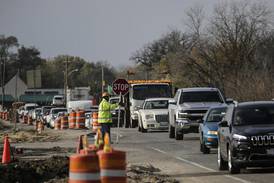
[98,92,122,143]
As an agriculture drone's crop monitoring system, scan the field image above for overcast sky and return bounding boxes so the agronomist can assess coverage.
[0,0,272,68]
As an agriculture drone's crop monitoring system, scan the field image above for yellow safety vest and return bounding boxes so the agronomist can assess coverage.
[98,98,118,123]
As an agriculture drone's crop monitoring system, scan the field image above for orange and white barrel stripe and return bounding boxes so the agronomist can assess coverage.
[92,113,101,132]
[69,154,101,183]
[76,111,85,129]
[28,116,33,125]
[23,115,28,124]
[97,150,126,183]
[69,112,76,129]
[61,115,69,129]
[55,118,61,130]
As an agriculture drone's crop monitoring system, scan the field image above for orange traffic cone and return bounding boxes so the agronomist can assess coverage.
[76,135,83,154]
[103,133,112,153]
[2,135,11,164]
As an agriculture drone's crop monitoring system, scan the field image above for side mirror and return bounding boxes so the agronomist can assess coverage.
[169,99,176,105]
[134,106,141,110]
[218,120,229,127]
[226,98,234,104]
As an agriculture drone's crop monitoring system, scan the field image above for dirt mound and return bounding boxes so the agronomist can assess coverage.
[0,129,60,143]
[0,156,68,183]
[0,157,178,183]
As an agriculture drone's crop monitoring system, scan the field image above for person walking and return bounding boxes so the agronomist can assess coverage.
[98,92,120,143]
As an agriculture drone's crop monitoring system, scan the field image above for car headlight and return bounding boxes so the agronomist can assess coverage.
[178,112,188,119]
[207,131,218,135]
[233,134,247,140]
[145,114,154,119]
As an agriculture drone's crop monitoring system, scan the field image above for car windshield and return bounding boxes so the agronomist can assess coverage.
[52,109,67,114]
[179,91,223,104]
[207,107,226,122]
[144,100,169,109]
[26,106,37,110]
[133,84,172,100]
[110,98,119,104]
[234,105,274,126]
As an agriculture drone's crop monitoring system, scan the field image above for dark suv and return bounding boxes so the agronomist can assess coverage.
[218,101,274,174]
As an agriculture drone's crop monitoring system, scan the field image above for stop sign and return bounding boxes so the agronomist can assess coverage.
[112,79,129,95]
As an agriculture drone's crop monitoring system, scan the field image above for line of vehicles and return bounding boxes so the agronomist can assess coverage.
[125,80,274,174]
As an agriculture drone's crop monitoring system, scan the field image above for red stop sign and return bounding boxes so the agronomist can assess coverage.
[112,79,130,95]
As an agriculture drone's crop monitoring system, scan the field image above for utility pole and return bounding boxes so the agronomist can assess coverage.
[101,66,104,94]
[64,57,68,108]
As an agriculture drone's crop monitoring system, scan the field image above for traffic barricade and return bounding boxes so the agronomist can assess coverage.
[27,116,33,125]
[92,112,101,133]
[23,115,28,124]
[69,154,101,183]
[55,118,61,130]
[61,115,69,129]
[69,111,76,129]
[76,110,85,129]
[97,133,126,183]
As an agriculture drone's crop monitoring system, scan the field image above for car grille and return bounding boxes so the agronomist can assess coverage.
[251,135,274,146]
[155,115,168,123]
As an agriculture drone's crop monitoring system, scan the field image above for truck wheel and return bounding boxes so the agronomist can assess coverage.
[217,144,228,170]
[228,147,240,174]
[175,127,184,140]
[141,123,147,133]
[169,124,175,138]
[138,125,141,132]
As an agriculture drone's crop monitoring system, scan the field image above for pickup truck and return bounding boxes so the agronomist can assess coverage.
[168,87,229,140]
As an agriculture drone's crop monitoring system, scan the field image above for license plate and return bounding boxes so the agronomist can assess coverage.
[267,148,274,155]
[160,122,168,126]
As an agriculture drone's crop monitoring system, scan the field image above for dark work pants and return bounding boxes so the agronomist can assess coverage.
[100,123,112,143]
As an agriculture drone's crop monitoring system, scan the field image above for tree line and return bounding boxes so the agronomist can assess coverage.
[129,1,274,101]
[0,36,116,96]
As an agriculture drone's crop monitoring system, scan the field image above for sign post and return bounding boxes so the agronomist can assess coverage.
[112,79,129,144]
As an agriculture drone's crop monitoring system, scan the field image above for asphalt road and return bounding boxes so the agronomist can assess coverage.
[111,128,274,183]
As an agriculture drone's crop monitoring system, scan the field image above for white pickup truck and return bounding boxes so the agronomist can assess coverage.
[168,87,231,140]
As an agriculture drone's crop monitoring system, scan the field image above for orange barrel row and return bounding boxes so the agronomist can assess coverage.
[61,115,69,129]
[92,112,101,133]
[69,154,100,183]
[76,111,85,129]
[69,112,76,129]
[55,118,61,130]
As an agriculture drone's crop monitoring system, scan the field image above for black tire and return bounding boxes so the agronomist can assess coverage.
[218,144,228,170]
[169,124,175,138]
[200,139,210,154]
[228,147,240,174]
[138,124,141,132]
[141,123,147,133]
[175,127,184,140]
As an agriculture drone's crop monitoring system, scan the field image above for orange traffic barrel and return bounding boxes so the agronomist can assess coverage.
[97,150,126,183]
[76,111,85,129]
[69,154,101,183]
[55,118,61,130]
[27,116,33,125]
[92,112,101,133]
[69,111,76,129]
[4,112,8,121]
[61,115,69,129]
[23,115,28,124]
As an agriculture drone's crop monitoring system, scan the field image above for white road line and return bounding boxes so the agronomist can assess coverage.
[151,147,252,183]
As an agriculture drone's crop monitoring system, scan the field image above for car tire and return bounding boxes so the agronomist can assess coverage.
[228,147,240,174]
[169,124,175,138]
[218,144,228,170]
[175,126,184,140]
[138,124,141,132]
[141,123,147,133]
[200,139,210,154]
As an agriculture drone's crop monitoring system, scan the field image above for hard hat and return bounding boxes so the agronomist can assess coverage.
[102,92,109,97]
